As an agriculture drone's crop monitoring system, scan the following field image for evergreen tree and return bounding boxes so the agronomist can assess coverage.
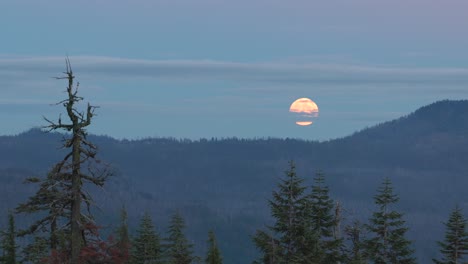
[308,171,344,263]
[252,231,282,264]
[253,162,333,264]
[166,212,195,264]
[20,236,48,264]
[253,161,313,263]
[0,213,17,264]
[433,205,468,264]
[132,212,162,264]
[365,178,415,264]
[344,221,367,264]
[116,206,131,262]
[205,230,222,264]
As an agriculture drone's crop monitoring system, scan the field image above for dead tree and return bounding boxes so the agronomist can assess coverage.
[17,58,110,264]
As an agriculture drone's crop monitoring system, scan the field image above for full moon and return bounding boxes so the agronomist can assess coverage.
[289,98,319,126]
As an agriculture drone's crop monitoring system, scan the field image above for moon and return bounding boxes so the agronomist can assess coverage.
[289,98,319,126]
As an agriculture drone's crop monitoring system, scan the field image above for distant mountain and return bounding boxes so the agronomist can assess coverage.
[326,99,468,169]
[1,100,468,263]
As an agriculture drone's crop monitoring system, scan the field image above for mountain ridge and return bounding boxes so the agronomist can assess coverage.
[1,99,468,263]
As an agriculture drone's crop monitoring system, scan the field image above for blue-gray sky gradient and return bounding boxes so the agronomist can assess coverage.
[2,1,468,140]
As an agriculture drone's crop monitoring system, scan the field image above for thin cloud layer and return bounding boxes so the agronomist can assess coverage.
[2,56,468,85]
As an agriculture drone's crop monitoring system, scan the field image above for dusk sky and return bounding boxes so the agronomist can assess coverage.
[2,0,468,140]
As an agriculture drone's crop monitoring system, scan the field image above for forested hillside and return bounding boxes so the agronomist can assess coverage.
[1,100,468,263]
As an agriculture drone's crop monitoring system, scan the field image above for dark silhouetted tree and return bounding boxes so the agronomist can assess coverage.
[365,178,415,264]
[205,230,222,264]
[20,236,48,264]
[344,221,366,264]
[132,212,162,264]
[0,213,18,264]
[252,231,281,264]
[165,213,195,264]
[307,171,344,263]
[115,206,130,263]
[433,205,468,264]
[253,161,312,263]
[16,59,110,264]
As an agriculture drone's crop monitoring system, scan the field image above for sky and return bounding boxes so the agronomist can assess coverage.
[2,0,468,140]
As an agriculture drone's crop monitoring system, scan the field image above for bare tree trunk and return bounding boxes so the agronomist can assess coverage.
[62,61,87,264]
[17,58,109,263]
[70,133,82,264]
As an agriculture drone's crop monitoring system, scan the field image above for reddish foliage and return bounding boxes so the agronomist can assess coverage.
[42,224,129,264]
[80,235,129,264]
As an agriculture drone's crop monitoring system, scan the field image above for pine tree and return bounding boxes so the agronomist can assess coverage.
[115,206,131,263]
[205,230,222,264]
[253,161,312,263]
[365,177,415,264]
[344,221,366,264]
[433,205,468,264]
[132,212,162,264]
[252,231,282,264]
[0,213,18,264]
[20,236,48,264]
[15,59,110,263]
[165,212,195,264]
[308,171,344,263]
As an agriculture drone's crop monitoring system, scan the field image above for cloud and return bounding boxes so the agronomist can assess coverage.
[2,55,468,86]
[0,99,50,105]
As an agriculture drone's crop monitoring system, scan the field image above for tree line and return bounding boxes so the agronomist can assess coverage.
[1,62,467,263]
[252,161,468,263]
[0,208,222,264]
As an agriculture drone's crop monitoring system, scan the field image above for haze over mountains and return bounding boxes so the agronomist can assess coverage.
[1,99,468,263]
